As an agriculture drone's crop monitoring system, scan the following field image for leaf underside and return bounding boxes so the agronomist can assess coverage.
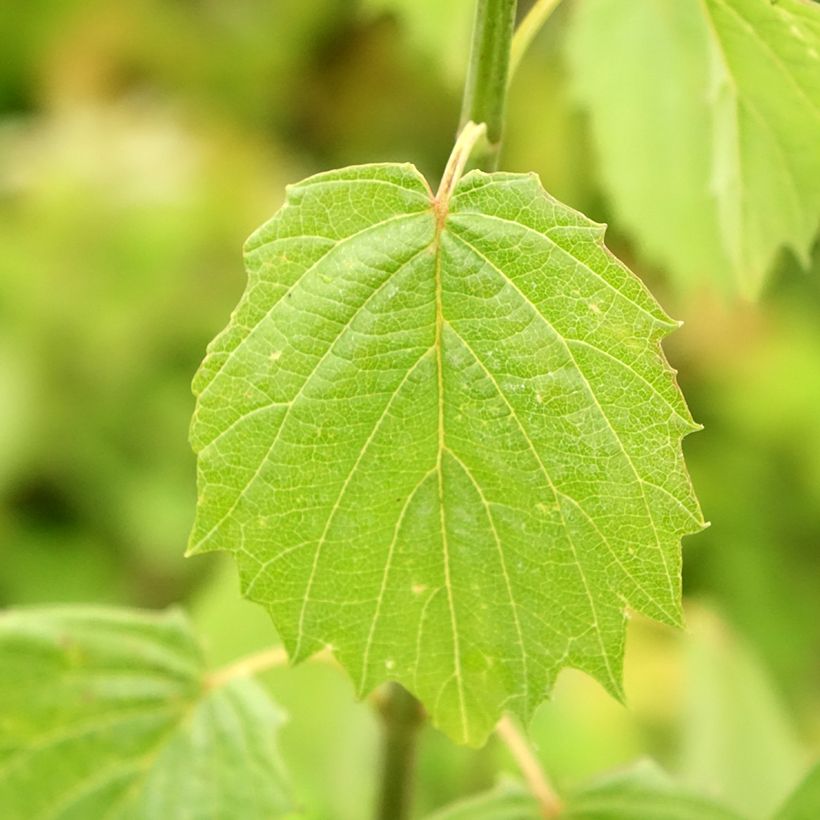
[568,0,820,295]
[0,608,293,819]
[189,163,702,746]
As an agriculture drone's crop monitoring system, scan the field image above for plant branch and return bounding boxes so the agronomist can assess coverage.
[459,0,518,170]
[509,0,566,79]
[375,683,425,820]
[496,716,562,818]
[205,646,333,689]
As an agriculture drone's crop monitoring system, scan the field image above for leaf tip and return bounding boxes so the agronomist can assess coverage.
[605,672,628,705]
[185,527,209,558]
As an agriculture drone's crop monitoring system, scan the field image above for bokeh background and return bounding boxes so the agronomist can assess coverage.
[1,1,819,817]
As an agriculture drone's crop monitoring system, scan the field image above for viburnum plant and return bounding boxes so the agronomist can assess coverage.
[2,1,819,818]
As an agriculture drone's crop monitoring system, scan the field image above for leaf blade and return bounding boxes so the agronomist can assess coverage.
[190,163,702,745]
[567,0,820,294]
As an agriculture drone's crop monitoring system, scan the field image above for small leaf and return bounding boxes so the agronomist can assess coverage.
[0,607,295,819]
[568,0,820,295]
[190,162,702,745]
[564,760,746,820]
[773,762,820,820]
[424,779,540,819]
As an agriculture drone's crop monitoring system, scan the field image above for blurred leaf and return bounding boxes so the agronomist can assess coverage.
[679,607,806,818]
[189,159,701,746]
[774,762,820,820]
[673,256,820,698]
[564,760,745,820]
[567,0,820,295]
[425,762,752,819]
[190,558,379,820]
[425,779,539,819]
[0,607,295,818]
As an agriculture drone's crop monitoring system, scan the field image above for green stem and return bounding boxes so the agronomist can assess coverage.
[509,0,566,79]
[459,0,518,170]
[436,121,487,211]
[375,683,425,820]
[496,716,563,818]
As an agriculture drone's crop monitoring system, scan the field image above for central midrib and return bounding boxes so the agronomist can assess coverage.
[432,204,469,743]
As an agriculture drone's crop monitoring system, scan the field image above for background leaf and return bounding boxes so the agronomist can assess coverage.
[189,161,702,746]
[563,760,745,820]
[678,607,805,818]
[774,761,820,820]
[424,779,539,819]
[567,0,820,295]
[0,607,294,819]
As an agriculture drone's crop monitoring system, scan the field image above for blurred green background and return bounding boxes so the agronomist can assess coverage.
[1,1,818,817]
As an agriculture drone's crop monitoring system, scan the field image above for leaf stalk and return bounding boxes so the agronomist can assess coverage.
[205,646,334,689]
[496,716,563,818]
[509,0,566,79]
[459,0,518,170]
[436,120,487,219]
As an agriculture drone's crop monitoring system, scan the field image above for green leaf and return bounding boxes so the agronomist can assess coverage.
[424,779,540,819]
[567,0,820,295]
[423,764,752,820]
[773,762,820,820]
[0,607,295,819]
[189,161,702,746]
[679,607,804,818]
[564,760,746,820]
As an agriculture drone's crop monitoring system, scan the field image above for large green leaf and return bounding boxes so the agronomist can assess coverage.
[0,607,294,819]
[189,161,702,745]
[568,0,820,295]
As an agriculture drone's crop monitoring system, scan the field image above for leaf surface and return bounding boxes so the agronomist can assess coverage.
[568,0,820,294]
[0,607,294,819]
[189,162,701,745]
